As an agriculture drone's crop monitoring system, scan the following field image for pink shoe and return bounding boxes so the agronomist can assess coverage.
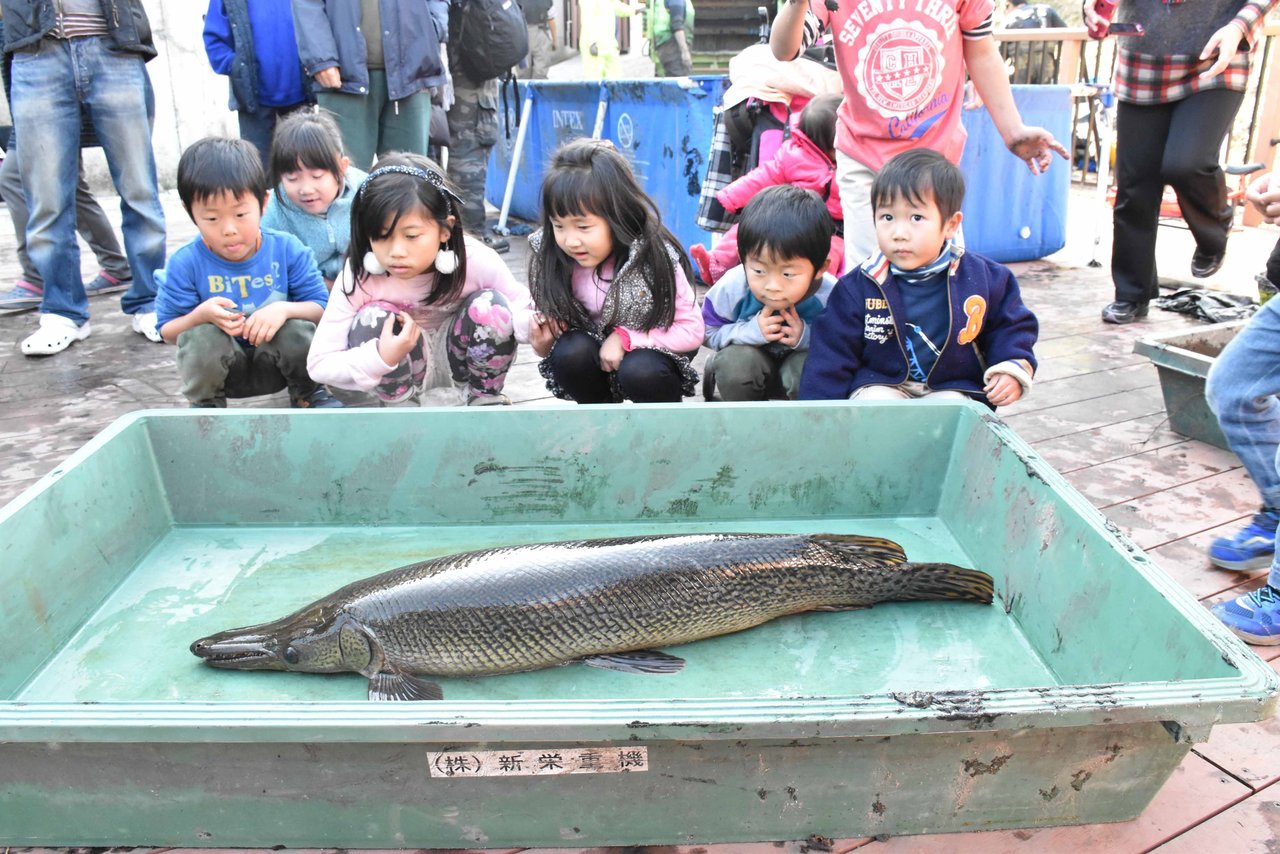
[689,244,713,284]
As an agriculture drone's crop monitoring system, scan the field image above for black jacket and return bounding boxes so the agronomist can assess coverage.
[0,0,156,60]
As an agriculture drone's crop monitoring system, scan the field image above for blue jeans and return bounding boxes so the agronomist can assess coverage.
[1206,296,1280,584]
[9,36,166,325]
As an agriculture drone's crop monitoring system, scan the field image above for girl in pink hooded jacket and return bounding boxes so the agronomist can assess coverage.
[692,94,844,285]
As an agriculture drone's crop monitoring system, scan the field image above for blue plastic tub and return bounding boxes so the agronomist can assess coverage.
[958,85,1073,262]
[487,77,730,253]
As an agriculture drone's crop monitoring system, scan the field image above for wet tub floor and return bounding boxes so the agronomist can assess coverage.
[17,518,1056,704]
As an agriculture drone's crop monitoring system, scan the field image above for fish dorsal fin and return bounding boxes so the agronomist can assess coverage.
[368,669,444,701]
[811,534,908,565]
[581,649,686,675]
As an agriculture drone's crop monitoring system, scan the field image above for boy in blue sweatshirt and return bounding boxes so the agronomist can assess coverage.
[800,149,1038,408]
[701,185,837,401]
[155,137,339,409]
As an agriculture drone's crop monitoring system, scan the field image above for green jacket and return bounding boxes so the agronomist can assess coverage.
[647,0,693,47]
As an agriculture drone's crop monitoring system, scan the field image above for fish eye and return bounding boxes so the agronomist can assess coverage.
[283,646,300,664]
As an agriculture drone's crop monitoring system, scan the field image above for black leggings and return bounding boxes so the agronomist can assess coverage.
[1111,89,1245,303]
[547,329,685,403]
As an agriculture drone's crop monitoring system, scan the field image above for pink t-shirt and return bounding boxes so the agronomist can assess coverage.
[809,0,994,170]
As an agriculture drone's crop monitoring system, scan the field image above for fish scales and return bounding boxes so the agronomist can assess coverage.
[321,535,914,674]
[191,533,994,700]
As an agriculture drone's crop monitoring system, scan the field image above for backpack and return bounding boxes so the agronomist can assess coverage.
[455,0,529,82]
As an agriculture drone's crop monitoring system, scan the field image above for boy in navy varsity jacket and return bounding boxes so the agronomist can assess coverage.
[800,149,1037,408]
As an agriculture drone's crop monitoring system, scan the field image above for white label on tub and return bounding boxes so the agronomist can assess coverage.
[553,110,585,131]
[427,746,649,777]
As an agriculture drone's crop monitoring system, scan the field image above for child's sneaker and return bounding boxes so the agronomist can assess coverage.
[291,386,344,408]
[0,279,42,312]
[1209,509,1280,571]
[1212,585,1280,644]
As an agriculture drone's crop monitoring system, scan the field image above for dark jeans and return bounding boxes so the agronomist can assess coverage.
[237,102,308,171]
[1111,89,1244,304]
[547,329,685,403]
[176,320,318,404]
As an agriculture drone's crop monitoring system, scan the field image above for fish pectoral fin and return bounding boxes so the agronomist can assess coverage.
[580,650,686,675]
[809,604,870,612]
[367,669,444,701]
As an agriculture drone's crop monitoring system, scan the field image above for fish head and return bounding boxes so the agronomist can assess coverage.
[190,603,359,673]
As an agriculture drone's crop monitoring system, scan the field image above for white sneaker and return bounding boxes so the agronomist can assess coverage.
[131,310,162,343]
[20,313,91,356]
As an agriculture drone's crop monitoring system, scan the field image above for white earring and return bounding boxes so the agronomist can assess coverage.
[435,246,458,275]
[362,251,386,276]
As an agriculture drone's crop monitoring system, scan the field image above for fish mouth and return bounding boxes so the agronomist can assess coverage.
[190,631,281,669]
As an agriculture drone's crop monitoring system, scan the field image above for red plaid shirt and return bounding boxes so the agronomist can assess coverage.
[1115,3,1270,103]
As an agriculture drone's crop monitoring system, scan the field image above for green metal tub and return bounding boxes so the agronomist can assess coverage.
[0,402,1274,847]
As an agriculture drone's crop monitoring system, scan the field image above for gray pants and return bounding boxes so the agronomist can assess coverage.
[446,76,499,232]
[713,344,807,401]
[0,139,130,287]
[654,35,692,77]
[175,320,318,405]
[521,24,553,79]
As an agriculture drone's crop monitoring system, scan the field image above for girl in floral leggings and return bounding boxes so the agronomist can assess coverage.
[307,152,535,405]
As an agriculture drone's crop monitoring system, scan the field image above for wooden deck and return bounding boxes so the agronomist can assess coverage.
[3,187,1280,852]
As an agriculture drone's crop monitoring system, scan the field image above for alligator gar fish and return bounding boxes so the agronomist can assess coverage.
[190,533,993,701]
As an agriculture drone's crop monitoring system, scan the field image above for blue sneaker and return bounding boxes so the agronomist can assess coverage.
[1212,585,1280,645]
[1209,509,1280,571]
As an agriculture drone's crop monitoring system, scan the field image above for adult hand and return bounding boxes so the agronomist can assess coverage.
[1081,0,1107,38]
[203,297,245,338]
[377,310,421,367]
[1005,125,1070,175]
[776,305,804,348]
[1247,172,1280,225]
[599,331,626,371]
[756,308,786,342]
[243,300,290,347]
[589,42,600,57]
[529,312,565,357]
[314,67,342,89]
[985,372,1023,407]
[1200,21,1247,81]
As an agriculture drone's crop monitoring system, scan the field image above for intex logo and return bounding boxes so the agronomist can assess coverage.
[553,111,585,130]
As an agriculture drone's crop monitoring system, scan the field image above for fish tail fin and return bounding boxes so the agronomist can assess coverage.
[811,534,909,565]
[898,562,995,604]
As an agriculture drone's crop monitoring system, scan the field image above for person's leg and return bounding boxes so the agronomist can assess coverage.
[615,348,684,402]
[1205,298,1280,575]
[445,79,502,247]
[175,324,244,406]
[77,38,167,319]
[74,153,132,291]
[1163,88,1245,275]
[250,318,341,406]
[712,344,777,401]
[1266,237,1280,290]
[521,24,552,80]
[376,76,431,160]
[9,40,87,328]
[778,350,808,400]
[0,136,41,290]
[546,329,614,403]
[835,150,876,269]
[235,104,303,171]
[317,89,379,171]
[445,290,517,403]
[347,302,427,402]
[850,385,912,400]
[1107,100,1174,314]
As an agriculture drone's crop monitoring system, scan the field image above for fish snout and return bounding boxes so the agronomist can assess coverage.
[190,629,282,670]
